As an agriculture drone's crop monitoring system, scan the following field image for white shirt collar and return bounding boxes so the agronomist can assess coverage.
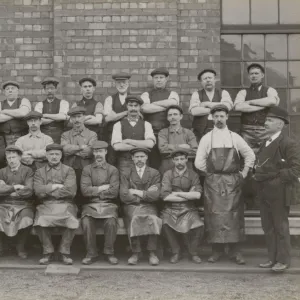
[268,131,281,142]
[136,165,146,177]
[212,125,229,133]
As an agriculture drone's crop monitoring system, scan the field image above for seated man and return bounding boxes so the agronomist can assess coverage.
[158,105,198,174]
[33,144,79,265]
[120,148,161,266]
[0,145,34,258]
[161,149,203,264]
[80,141,119,265]
[15,111,53,171]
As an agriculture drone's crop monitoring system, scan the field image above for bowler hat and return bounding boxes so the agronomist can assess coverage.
[267,106,289,124]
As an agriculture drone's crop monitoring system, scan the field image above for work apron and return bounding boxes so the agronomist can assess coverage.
[81,202,118,219]
[204,132,245,243]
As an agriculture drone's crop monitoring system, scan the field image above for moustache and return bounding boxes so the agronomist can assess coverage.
[177,164,184,168]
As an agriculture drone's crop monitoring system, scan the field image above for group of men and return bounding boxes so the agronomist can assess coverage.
[0,63,299,273]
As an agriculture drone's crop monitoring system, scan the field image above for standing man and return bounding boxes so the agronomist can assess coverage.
[254,107,300,273]
[34,143,78,265]
[111,95,156,174]
[120,148,161,266]
[34,77,69,143]
[103,73,130,166]
[80,141,119,265]
[0,145,34,259]
[141,67,180,169]
[15,111,53,171]
[161,149,204,264]
[0,81,31,166]
[189,69,233,142]
[195,104,255,264]
[158,105,198,174]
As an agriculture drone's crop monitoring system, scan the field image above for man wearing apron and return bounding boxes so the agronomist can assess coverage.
[80,141,119,265]
[0,81,31,167]
[104,73,131,166]
[0,145,34,259]
[15,111,54,171]
[34,143,78,265]
[141,67,180,169]
[35,77,69,144]
[161,149,204,264]
[111,95,156,174]
[254,107,300,273]
[189,69,233,142]
[195,104,255,264]
[120,148,161,266]
[158,105,198,174]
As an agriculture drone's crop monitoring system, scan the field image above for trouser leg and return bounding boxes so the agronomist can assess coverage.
[183,227,203,256]
[36,226,55,254]
[0,232,4,253]
[228,243,241,256]
[16,227,31,253]
[130,236,141,253]
[212,243,225,254]
[163,224,180,255]
[58,228,76,255]
[103,218,117,255]
[81,216,98,258]
[146,235,158,252]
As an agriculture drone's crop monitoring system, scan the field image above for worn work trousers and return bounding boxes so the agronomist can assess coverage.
[0,227,31,253]
[81,216,117,258]
[36,226,76,255]
[163,224,203,256]
[130,235,158,253]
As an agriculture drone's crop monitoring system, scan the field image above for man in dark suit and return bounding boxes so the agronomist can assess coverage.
[254,106,300,273]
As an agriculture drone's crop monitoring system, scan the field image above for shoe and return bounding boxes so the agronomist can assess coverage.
[82,256,98,265]
[207,252,221,263]
[170,253,180,264]
[106,255,119,265]
[191,255,202,264]
[59,253,73,265]
[231,252,246,265]
[149,252,159,266]
[17,251,28,259]
[271,262,288,273]
[39,253,54,265]
[128,253,139,265]
[259,261,275,268]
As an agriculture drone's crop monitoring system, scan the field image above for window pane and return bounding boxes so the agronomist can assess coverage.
[251,0,278,24]
[289,61,300,87]
[288,35,300,59]
[221,35,242,61]
[266,62,288,87]
[265,35,287,60]
[222,0,250,25]
[280,0,300,24]
[289,89,300,113]
[242,61,265,86]
[243,35,264,60]
[221,62,242,86]
[276,88,288,110]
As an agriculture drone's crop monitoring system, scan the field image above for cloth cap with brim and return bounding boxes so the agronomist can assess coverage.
[67,106,86,116]
[112,72,131,80]
[247,63,265,74]
[41,77,60,86]
[197,69,217,81]
[130,148,150,155]
[5,145,22,155]
[125,95,144,105]
[92,140,108,150]
[170,148,189,158]
[150,67,169,77]
[24,111,42,121]
[210,104,229,115]
[167,105,183,114]
[46,143,63,152]
[267,106,289,124]
[79,77,97,87]
[2,81,20,90]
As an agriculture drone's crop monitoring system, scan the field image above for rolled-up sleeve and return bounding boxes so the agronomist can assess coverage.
[20,98,32,112]
[59,100,70,115]
[169,91,180,105]
[234,89,247,108]
[141,92,150,104]
[233,133,255,168]
[221,90,233,110]
[34,102,43,113]
[111,122,122,146]
[103,96,113,116]
[94,102,104,115]
[144,121,156,144]
[189,91,201,112]
[267,87,280,106]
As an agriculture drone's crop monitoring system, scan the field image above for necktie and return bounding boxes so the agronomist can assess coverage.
[138,168,143,178]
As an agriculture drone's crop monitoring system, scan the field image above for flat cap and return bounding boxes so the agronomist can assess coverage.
[24,111,43,120]
[79,77,97,87]
[41,77,60,86]
[92,140,108,149]
[130,148,150,155]
[125,94,144,105]
[170,148,189,158]
[112,72,131,80]
[46,143,63,152]
[210,104,229,115]
[5,145,22,155]
[167,105,183,114]
[267,106,289,124]
[2,81,20,90]
[150,67,169,77]
[67,106,86,116]
[197,69,217,81]
[247,63,265,74]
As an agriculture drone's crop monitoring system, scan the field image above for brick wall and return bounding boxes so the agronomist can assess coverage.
[0,0,221,128]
